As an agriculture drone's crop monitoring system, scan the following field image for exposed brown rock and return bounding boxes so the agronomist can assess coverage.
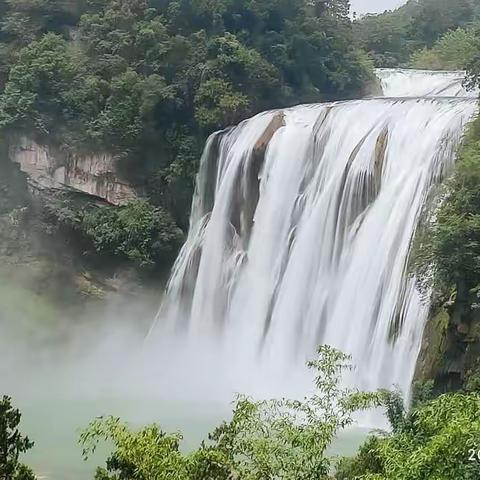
[9,137,136,205]
[235,112,286,243]
[253,111,286,156]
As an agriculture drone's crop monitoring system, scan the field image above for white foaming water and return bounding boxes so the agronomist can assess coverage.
[155,70,478,404]
[377,68,478,98]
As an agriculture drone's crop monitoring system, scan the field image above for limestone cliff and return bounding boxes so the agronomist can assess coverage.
[9,136,136,205]
[0,136,146,305]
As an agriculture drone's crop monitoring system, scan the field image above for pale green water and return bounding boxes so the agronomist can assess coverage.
[18,398,369,479]
[0,277,372,479]
[19,398,229,479]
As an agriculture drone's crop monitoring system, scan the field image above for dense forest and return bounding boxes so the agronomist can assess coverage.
[1,0,479,283]
[3,0,480,479]
[0,0,374,290]
[354,0,480,68]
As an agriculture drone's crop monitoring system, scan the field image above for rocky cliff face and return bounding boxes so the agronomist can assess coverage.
[415,292,480,393]
[9,137,136,205]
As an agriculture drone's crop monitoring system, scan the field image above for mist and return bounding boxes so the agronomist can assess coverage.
[0,274,316,479]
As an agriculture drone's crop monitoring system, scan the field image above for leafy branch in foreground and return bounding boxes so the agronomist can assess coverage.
[336,391,480,480]
[80,346,381,480]
[0,396,35,480]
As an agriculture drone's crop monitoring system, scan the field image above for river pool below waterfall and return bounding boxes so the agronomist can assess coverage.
[0,281,372,479]
[18,399,370,479]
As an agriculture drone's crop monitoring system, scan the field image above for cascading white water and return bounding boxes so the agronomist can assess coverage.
[377,68,478,98]
[156,70,478,400]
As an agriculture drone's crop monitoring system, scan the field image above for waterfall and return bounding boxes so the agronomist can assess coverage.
[156,70,478,400]
[376,68,477,98]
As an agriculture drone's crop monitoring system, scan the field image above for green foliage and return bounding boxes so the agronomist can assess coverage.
[42,196,184,268]
[208,346,381,480]
[81,346,381,480]
[0,0,79,46]
[354,0,478,67]
[377,389,406,434]
[335,436,386,480]
[0,0,374,172]
[0,33,86,138]
[407,0,476,48]
[413,116,480,296]
[336,392,480,480]
[410,380,435,409]
[0,396,35,480]
[194,78,250,130]
[85,69,175,152]
[0,0,376,255]
[411,28,477,70]
[81,199,184,267]
[81,417,191,480]
[354,12,410,67]
[465,24,480,89]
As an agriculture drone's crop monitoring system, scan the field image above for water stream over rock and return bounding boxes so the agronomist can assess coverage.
[157,69,478,398]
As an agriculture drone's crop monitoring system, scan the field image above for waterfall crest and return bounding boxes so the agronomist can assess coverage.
[157,70,478,398]
[377,68,478,98]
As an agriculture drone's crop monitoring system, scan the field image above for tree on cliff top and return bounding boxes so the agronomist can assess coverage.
[354,0,478,67]
[0,0,375,245]
[0,0,374,159]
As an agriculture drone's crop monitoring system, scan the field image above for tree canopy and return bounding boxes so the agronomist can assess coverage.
[0,0,375,256]
[410,27,477,70]
[337,391,480,480]
[354,0,480,67]
[0,0,374,163]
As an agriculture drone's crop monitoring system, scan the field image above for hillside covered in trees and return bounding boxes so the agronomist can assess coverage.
[354,0,480,68]
[0,0,381,299]
[1,0,479,289]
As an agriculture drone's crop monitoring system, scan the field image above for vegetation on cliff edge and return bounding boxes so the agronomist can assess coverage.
[354,0,480,67]
[0,0,376,271]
